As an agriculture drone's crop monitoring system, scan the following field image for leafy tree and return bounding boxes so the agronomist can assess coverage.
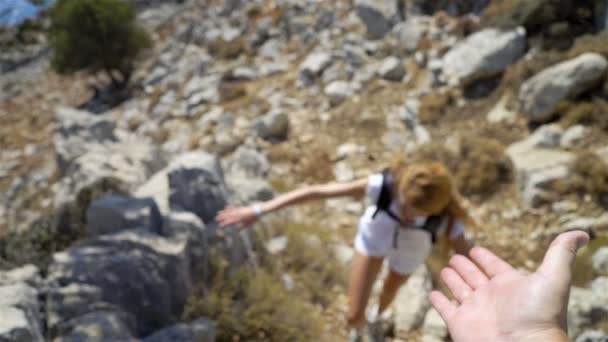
[49,0,151,85]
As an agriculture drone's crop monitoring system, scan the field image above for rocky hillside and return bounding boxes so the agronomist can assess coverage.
[1,0,608,341]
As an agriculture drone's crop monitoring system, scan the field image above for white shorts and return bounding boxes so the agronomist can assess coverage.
[354,208,433,275]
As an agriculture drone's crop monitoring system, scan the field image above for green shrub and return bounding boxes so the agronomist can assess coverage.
[183,255,324,342]
[49,0,151,84]
[483,0,573,32]
[0,177,129,271]
[556,98,608,130]
[0,216,62,270]
[568,152,608,200]
[183,221,345,341]
[566,31,608,59]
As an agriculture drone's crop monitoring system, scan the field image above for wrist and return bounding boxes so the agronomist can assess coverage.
[512,327,568,342]
[251,204,264,217]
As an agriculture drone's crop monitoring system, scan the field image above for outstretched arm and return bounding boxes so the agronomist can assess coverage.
[216,177,368,227]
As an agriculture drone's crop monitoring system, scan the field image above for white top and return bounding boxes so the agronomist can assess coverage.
[365,173,464,240]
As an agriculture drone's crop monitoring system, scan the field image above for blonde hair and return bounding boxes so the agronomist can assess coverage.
[390,156,475,233]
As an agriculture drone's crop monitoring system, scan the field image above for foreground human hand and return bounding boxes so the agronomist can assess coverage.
[430,230,590,342]
[215,206,258,228]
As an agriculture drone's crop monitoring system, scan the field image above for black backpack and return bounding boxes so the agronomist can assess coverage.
[371,169,446,247]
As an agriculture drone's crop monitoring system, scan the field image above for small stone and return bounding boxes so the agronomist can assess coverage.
[592,247,608,275]
[378,56,406,81]
[299,52,333,86]
[266,236,289,255]
[281,274,295,291]
[325,81,354,105]
[552,200,578,214]
[255,110,289,141]
[561,125,587,148]
[333,244,354,265]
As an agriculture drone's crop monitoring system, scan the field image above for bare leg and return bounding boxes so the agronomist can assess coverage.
[377,270,409,316]
[347,251,384,329]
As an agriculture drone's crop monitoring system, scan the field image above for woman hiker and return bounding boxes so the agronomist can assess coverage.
[216,156,475,341]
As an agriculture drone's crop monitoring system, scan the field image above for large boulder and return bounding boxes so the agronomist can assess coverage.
[442,28,526,86]
[54,107,119,174]
[0,283,44,342]
[142,318,216,342]
[46,230,192,338]
[137,152,228,224]
[355,0,403,39]
[162,211,209,280]
[168,152,227,225]
[393,266,432,334]
[86,196,163,237]
[506,137,575,207]
[519,53,608,122]
[53,141,167,235]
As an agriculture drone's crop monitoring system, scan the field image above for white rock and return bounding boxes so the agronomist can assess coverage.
[568,286,608,339]
[422,308,447,340]
[487,94,517,123]
[442,28,526,85]
[333,244,355,265]
[0,265,40,286]
[255,110,289,141]
[561,125,587,148]
[519,53,608,122]
[528,124,564,148]
[378,56,406,81]
[552,200,578,214]
[266,236,289,254]
[334,161,355,182]
[393,19,426,52]
[592,247,608,275]
[507,138,575,207]
[394,266,432,334]
[0,283,43,342]
[325,80,354,105]
[299,52,333,86]
[354,0,402,39]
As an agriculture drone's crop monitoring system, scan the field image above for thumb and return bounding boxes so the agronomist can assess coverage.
[538,230,590,286]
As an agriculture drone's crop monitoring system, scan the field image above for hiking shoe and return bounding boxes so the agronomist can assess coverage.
[348,328,363,342]
[366,320,384,342]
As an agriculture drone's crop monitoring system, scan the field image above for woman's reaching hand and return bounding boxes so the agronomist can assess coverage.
[215,206,259,228]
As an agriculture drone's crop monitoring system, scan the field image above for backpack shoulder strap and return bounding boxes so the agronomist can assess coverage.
[372,169,400,223]
[421,215,444,244]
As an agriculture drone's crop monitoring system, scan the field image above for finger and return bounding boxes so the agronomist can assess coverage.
[537,230,589,287]
[429,290,457,322]
[440,267,473,303]
[469,246,514,278]
[449,254,488,290]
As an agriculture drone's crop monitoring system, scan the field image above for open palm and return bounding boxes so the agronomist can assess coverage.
[430,231,590,342]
